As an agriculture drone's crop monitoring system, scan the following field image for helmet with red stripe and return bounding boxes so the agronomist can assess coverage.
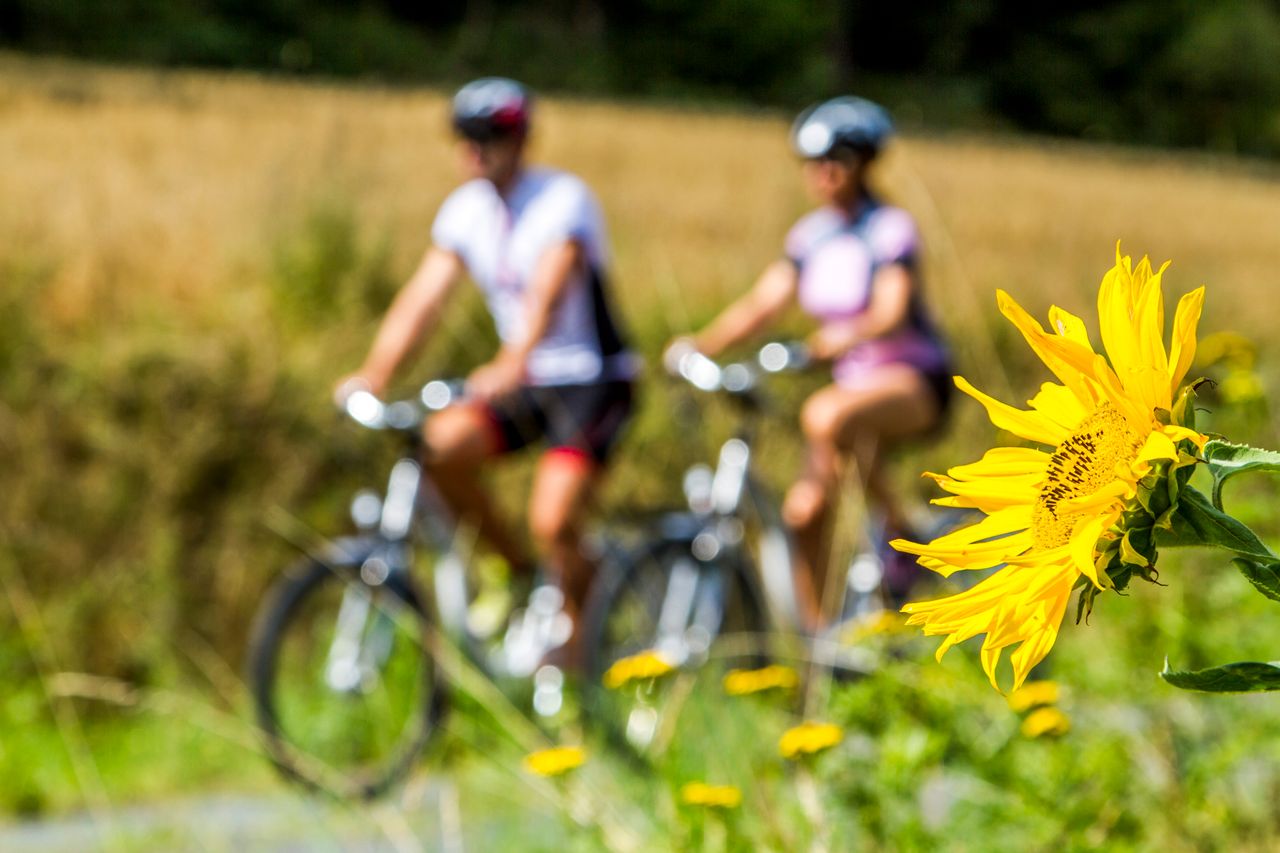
[451,77,533,142]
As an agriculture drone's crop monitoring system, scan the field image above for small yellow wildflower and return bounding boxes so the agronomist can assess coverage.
[840,609,907,643]
[779,722,844,759]
[1007,680,1060,712]
[522,745,586,777]
[602,650,674,689]
[723,664,799,696]
[1020,706,1071,738]
[680,782,742,809]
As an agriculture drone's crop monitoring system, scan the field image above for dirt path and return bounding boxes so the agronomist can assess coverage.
[0,783,473,853]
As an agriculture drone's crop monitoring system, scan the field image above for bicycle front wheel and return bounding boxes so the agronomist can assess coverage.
[247,538,445,799]
[581,537,769,757]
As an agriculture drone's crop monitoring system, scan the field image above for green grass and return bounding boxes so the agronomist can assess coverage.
[6,57,1280,849]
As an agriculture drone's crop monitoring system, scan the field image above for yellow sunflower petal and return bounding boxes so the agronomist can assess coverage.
[920,505,1033,547]
[981,643,1003,693]
[1059,481,1129,515]
[1097,254,1144,391]
[945,446,1052,479]
[997,290,1101,407]
[1135,431,1179,466]
[1168,286,1206,389]
[1028,382,1088,431]
[892,530,1033,575]
[1008,588,1070,691]
[955,377,1067,447]
[1162,424,1206,449]
[1069,515,1107,588]
[1047,305,1093,349]
[1135,261,1170,372]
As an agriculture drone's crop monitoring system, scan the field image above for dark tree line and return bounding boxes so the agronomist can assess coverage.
[4,0,1279,156]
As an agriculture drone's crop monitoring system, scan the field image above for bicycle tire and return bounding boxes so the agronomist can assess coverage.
[580,536,769,757]
[247,537,446,799]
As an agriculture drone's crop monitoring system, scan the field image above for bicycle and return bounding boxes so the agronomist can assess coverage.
[246,380,579,799]
[579,341,956,754]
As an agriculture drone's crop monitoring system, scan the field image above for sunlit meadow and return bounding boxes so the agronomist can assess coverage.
[5,54,1280,849]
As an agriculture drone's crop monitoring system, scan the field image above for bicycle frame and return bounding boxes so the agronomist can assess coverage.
[322,386,476,695]
[665,345,810,640]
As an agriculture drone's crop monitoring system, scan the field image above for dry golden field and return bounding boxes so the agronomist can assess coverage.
[10,57,1280,847]
[4,52,1280,681]
[6,54,1280,353]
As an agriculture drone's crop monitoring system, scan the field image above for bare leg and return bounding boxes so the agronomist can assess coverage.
[781,365,940,629]
[423,404,532,574]
[527,450,600,664]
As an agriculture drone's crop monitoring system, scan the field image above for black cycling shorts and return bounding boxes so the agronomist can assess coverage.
[482,380,634,465]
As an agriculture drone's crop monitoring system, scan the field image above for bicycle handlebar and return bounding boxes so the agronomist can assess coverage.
[670,340,810,397]
[341,379,468,431]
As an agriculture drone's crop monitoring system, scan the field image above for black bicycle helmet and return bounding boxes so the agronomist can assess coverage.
[790,96,893,160]
[451,77,533,141]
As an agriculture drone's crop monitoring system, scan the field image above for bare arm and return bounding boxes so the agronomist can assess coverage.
[467,239,584,400]
[343,246,464,397]
[689,259,799,357]
[808,263,915,360]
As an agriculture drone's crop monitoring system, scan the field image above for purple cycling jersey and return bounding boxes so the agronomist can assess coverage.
[785,197,948,388]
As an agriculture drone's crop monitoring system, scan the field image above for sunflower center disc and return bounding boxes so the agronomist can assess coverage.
[1032,404,1141,549]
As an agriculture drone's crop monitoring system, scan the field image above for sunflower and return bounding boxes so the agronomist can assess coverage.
[893,246,1207,692]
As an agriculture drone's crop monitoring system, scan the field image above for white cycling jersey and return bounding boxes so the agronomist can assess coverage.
[431,167,636,386]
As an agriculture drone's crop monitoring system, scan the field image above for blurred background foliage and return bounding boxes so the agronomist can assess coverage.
[4,3,1280,842]
[3,0,1280,156]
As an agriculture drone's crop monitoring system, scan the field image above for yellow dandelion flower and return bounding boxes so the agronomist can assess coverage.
[723,664,799,696]
[840,609,907,644]
[779,722,844,759]
[522,745,586,777]
[602,649,675,689]
[893,245,1208,693]
[680,782,743,809]
[1020,706,1071,738]
[1007,680,1060,712]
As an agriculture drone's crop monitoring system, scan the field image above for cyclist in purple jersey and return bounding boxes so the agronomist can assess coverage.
[337,78,636,660]
[668,97,951,630]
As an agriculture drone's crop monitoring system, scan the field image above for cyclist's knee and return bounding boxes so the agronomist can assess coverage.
[782,479,829,532]
[529,503,577,552]
[423,406,492,470]
[800,391,851,446]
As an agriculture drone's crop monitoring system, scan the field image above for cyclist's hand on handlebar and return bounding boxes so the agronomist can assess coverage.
[466,352,525,403]
[806,322,861,362]
[334,373,381,408]
[662,336,699,376]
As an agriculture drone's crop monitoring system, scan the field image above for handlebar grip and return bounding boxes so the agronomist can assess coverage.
[344,389,387,428]
[421,379,467,411]
[757,340,810,373]
[677,350,724,391]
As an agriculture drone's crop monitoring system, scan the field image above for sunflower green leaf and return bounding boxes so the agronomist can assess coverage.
[1160,659,1280,693]
[1233,557,1280,603]
[1203,439,1280,510]
[1155,486,1275,560]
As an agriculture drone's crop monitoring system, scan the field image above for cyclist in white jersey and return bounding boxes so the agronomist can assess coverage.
[337,78,636,660]
[668,97,951,630]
